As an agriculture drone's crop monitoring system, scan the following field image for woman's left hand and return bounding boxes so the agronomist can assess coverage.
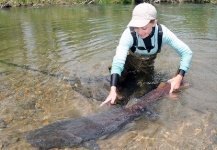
[167,74,183,93]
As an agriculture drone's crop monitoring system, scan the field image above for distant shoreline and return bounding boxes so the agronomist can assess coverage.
[0,0,87,9]
[1,0,97,8]
[1,0,216,9]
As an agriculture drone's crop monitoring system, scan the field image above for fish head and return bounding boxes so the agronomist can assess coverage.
[26,127,83,149]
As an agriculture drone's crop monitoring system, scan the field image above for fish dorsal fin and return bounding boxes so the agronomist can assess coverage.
[82,140,100,150]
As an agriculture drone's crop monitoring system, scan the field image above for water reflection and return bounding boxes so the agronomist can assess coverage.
[21,21,36,57]
[0,4,217,150]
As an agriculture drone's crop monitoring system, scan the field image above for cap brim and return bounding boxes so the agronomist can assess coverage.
[127,19,150,27]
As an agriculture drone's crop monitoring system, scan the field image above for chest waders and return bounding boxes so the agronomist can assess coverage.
[109,24,164,102]
[111,24,163,87]
[121,24,163,80]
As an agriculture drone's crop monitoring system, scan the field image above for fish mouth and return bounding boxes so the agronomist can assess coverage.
[25,132,46,147]
[26,136,55,149]
[26,135,43,146]
[26,130,84,149]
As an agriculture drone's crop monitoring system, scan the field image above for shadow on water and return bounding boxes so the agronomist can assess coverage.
[0,59,76,85]
[0,59,111,101]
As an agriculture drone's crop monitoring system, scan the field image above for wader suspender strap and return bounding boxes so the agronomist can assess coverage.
[157,23,163,53]
[130,26,137,53]
[130,23,163,53]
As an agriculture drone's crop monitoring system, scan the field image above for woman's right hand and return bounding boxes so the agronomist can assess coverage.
[100,86,117,106]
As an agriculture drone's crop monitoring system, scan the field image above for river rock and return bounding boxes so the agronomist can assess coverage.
[0,2,12,8]
[0,118,7,129]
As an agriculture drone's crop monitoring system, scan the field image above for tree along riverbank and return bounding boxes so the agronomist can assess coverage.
[1,0,216,8]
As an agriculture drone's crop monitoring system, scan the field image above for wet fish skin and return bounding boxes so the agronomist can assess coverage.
[26,82,188,149]
[26,108,134,149]
[26,119,83,149]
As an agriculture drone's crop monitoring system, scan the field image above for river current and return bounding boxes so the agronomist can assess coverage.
[0,3,217,150]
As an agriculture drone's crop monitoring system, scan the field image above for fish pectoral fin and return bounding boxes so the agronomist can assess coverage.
[82,140,101,150]
[145,108,159,120]
[84,140,101,150]
[99,134,110,140]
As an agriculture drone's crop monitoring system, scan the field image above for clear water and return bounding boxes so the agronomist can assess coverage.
[0,3,217,150]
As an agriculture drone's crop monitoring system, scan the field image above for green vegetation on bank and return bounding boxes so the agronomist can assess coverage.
[1,0,216,8]
[91,0,131,4]
[0,0,131,7]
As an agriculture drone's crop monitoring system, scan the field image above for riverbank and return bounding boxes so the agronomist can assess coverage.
[0,0,92,8]
[1,0,216,8]
[2,0,128,8]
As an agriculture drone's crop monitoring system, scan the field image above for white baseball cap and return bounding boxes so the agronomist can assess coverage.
[128,3,157,27]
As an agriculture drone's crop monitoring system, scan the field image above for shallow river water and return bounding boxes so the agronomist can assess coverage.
[0,3,217,150]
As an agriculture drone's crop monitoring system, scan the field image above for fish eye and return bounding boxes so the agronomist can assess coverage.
[36,138,43,143]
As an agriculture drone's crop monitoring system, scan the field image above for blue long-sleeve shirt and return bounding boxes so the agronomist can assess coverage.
[111,24,193,76]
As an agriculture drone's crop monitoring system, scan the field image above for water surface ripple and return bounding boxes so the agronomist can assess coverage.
[0,4,217,150]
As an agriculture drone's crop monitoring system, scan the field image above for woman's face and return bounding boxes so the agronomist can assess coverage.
[134,21,157,39]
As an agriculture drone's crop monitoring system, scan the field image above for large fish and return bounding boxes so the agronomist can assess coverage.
[26,82,188,149]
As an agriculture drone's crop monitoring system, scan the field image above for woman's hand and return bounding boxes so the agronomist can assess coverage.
[100,86,117,106]
[167,74,183,93]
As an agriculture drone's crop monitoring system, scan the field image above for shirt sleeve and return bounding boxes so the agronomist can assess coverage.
[162,25,193,72]
[111,28,133,76]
